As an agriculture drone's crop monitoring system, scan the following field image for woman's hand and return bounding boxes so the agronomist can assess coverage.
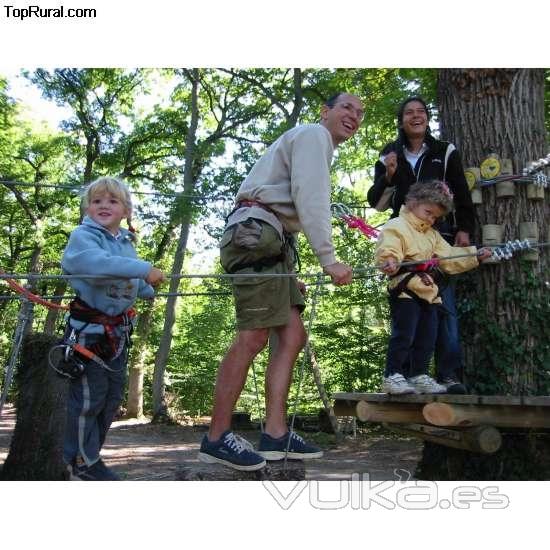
[384,152,398,182]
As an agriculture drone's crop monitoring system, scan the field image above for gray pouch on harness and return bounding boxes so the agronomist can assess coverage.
[220,218,284,273]
[232,218,263,248]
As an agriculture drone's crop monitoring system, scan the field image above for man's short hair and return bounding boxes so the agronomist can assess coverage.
[324,92,346,108]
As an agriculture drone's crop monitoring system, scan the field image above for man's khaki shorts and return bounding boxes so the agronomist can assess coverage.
[219,218,304,330]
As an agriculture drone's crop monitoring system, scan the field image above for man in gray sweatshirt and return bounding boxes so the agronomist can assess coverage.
[199,93,364,470]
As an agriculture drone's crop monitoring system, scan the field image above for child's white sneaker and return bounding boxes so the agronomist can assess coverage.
[381,373,417,394]
[408,374,447,394]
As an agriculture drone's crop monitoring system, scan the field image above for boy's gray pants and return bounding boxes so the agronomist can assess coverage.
[63,338,127,467]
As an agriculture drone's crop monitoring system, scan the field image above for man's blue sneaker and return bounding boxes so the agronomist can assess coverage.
[198,430,266,471]
[70,458,120,481]
[257,431,324,460]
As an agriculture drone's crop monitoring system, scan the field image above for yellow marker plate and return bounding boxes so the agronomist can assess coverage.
[464,169,477,190]
[480,156,501,179]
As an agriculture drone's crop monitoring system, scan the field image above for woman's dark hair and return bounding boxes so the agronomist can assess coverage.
[397,96,430,126]
[396,96,431,146]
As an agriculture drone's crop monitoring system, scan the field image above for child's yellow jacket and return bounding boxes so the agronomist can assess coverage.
[375,206,480,304]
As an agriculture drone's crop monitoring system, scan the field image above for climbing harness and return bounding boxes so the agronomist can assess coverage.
[47,327,127,380]
[46,298,135,380]
[388,257,443,307]
[223,200,302,274]
[67,298,135,361]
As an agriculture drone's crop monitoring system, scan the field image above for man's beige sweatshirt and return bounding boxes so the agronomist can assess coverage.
[226,123,336,267]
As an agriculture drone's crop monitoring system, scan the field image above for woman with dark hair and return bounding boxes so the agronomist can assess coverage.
[367,97,476,394]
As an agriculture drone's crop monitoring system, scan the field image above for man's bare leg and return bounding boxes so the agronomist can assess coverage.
[208,328,269,441]
[264,308,307,438]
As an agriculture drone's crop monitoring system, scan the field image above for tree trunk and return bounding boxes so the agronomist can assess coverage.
[415,68,550,480]
[152,68,200,421]
[437,68,548,395]
[126,221,177,418]
[126,363,144,418]
[151,222,192,422]
[0,333,68,480]
[43,280,68,335]
[125,303,154,418]
[22,245,42,334]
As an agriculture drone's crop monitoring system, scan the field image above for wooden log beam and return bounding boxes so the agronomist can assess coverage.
[385,423,502,454]
[461,426,503,453]
[333,392,550,407]
[356,401,426,424]
[423,402,550,428]
[333,400,357,417]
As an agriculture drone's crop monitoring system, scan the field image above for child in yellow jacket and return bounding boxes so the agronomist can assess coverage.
[375,180,491,394]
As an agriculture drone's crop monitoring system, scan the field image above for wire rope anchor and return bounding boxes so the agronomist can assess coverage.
[490,239,533,261]
[533,172,548,188]
[523,153,550,176]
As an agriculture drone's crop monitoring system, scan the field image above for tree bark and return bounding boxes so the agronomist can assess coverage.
[437,68,548,394]
[0,333,68,480]
[415,68,550,480]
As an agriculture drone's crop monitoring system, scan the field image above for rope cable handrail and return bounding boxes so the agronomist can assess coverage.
[0,179,233,201]
[1,241,548,282]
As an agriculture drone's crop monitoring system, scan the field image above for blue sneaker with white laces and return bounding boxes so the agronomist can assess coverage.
[198,430,266,471]
[257,431,324,460]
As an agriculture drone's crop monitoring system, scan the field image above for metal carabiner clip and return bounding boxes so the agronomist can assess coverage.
[331,202,352,219]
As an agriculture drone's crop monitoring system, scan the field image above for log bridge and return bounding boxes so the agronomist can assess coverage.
[333,392,550,454]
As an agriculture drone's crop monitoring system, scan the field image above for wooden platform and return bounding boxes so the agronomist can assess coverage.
[333,392,550,407]
[333,392,550,454]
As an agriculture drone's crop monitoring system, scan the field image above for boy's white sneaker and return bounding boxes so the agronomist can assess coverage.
[408,374,447,394]
[381,373,417,395]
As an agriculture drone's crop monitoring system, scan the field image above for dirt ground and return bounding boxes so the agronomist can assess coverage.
[0,403,422,481]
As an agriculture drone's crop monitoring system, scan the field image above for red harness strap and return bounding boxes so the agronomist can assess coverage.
[235,199,277,216]
[409,258,440,272]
